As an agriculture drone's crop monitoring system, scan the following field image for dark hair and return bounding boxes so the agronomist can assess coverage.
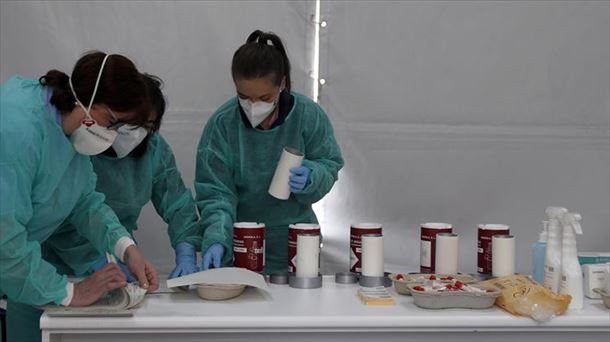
[231,30,291,91]
[129,73,166,158]
[39,51,150,126]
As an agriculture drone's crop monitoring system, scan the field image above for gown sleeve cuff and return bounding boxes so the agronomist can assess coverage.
[114,237,136,262]
[60,282,74,306]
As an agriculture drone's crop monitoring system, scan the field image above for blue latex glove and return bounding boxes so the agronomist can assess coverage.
[201,243,225,271]
[89,255,136,282]
[169,242,200,279]
[289,166,311,193]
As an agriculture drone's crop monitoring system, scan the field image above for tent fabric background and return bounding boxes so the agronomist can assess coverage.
[318,0,609,273]
[1,1,608,275]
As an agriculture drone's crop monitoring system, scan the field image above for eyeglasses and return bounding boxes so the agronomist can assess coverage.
[104,107,158,133]
[104,107,126,130]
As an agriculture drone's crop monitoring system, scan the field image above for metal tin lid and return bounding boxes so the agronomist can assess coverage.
[437,233,459,238]
[289,274,323,289]
[234,222,265,229]
[478,224,510,230]
[359,274,387,287]
[361,233,383,238]
[351,223,382,229]
[289,223,321,230]
[422,222,453,229]
[492,234,514,239]
[284,147,304,156]
[335,272,359,284]
[269,273,289,284]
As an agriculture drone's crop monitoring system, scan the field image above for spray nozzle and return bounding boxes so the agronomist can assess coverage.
[561,212,583,235]
[538,221,549,241]
[545,207,568,220]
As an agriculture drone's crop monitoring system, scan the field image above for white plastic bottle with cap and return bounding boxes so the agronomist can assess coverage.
[543,206,568,292]
[559,212,584,309]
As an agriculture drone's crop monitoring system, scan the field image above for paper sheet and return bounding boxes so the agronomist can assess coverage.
[166,267,271,295]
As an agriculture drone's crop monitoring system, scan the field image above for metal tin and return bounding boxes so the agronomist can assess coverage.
[420,223,453,273]
[350,223,382,273]
[233,222,265,272]
[288,223,321,273]
[477,224,510,274]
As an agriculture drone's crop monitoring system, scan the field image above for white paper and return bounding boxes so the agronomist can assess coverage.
[43,283,146,317]
[492,235,515,277]
[268,147,304,200]
[166,267,270,295]
[361,234,384,277]
[435,234,459,274]
[296,234,320,277]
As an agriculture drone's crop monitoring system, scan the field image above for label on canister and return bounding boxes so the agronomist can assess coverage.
[477,224,510,274]
[350,223,383,273]
[420,223,453,274]
[233,222,265,272]
[288,223,321,273]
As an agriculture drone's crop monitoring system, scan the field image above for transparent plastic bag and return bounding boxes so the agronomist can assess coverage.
[480,275,571,321]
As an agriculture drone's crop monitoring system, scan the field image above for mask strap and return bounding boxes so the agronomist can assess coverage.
[68,54,112,119]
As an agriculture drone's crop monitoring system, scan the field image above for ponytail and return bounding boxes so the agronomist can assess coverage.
[39,69,76,113]
[232,30,291,91]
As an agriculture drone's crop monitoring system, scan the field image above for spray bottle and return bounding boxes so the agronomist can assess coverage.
[543,206,568,292]
[531,221,548,284]
[559,212,584,309]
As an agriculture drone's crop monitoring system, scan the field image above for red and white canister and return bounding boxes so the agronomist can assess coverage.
[288,223,321,273]
[420,223,453,274]
[233,222,265,272]
[477,224,510,274]
[350,223,383,273]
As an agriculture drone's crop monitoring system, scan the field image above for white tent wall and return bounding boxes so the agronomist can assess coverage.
[317,1,610,274]
[1,1,608,277]
[0,0,316,274]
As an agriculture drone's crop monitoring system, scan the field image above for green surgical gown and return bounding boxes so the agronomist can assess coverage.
[41,134,201,276]
[0,76,131,306]
[195,92,343,274]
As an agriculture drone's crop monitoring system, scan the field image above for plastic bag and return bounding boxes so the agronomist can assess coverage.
[479,275,571,322]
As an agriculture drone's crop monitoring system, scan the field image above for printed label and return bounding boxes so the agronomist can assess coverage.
[420,240,432,268]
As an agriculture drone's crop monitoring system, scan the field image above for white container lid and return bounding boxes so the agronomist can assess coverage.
[478,224,510,230]
[421,222,453,229]
[233,222,265,229]
[289,223,320,230]
[351,223,382,229]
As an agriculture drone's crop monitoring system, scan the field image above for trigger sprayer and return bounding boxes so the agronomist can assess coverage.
[543,206,568,292]
[559,212,584,309]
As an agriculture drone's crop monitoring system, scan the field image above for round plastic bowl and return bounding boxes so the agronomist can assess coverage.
[195,283,246,301]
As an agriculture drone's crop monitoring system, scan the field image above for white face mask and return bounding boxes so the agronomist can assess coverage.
[68,54,118,156]
[238,88,282,128]
[112,125,148,158]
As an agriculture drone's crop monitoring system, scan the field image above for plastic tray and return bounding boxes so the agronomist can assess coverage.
[408,284,501,309]
[388,273,477,296]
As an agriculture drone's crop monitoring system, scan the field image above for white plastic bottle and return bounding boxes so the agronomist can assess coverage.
[559,212,584,309]
[543,207,567,292]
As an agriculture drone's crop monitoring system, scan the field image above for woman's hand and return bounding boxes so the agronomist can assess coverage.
[124,245,159,292]
[70,263,126,306]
